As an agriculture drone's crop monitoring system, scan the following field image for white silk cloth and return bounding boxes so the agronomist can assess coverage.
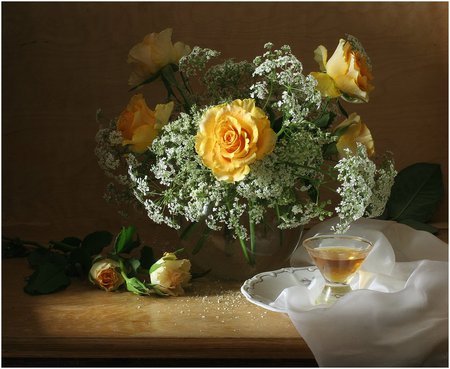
[272,218,448,367]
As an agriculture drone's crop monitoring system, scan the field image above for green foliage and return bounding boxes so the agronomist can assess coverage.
[2,226,176,296]
[114,226,139,254]
[381,163,444,233]
[24,261,70,295]
[313,111,336,129]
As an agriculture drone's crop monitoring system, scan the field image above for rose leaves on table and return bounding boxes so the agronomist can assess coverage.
[3,226,191,297]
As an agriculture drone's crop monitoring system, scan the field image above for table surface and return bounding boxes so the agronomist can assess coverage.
[2,258,315,366]
[3,225,447,366]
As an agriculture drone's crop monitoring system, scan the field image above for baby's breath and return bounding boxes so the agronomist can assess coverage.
[96,38,396,243]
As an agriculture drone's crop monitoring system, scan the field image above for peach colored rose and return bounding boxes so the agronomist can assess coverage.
[195,99,277,183]
[335,113,375,158]
[311,36,374,102]
[127,28,191,86]
[117,94,174,153]
[89,259,124,292]
[150,253,191,296]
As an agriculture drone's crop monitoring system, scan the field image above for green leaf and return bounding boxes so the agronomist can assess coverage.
[122,275,151,295]
[114,226,139,254]
[2,238,28,258]
[149,261,163,274]
[323,142,338,158]
[386,163,443,223]
[27,249,66,267]
[128,258,141,274]
[68,248,92,276]
[82,231,113,256]
[24,262,70,295]
[398,219,439,234]
[313,111,336,128]
[139,246,156,270]
[61,237,82,247]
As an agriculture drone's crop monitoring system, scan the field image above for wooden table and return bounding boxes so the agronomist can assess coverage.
[2,258,316,367]
[3,225,447,367]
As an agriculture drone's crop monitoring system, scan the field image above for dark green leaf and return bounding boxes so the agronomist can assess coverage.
[128,258,141,274]
[2,238,28,258]
[61,237,82,247]
[114,226,139,254]
[398,219,439,234]
[139,246,156,270]
[27,249,66,267]
[24,262,70,295]
[323,142,338,158]
[314,111,336,128]
[68,248,92,276]
[386,163,443,223]
[82,231,113,256]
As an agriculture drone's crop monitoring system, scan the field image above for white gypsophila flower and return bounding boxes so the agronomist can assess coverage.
[179,46,220,78]
[202,60,254,104]
[365,157,397,218]
[251,44,322,125]
[95,145,120,172]
[108,130,123,145]
[332,144,377,233]
[279,201,332,229]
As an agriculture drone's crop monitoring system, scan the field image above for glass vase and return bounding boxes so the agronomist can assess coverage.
[179,217,303,281]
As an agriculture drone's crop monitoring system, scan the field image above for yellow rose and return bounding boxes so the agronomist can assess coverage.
[117,94,174,153]
[311,36,374,102]
[195,99,277,183]
[150,253,191,296]
[127,28,191,86]
[335,113,375,158]
[89,259,124,292]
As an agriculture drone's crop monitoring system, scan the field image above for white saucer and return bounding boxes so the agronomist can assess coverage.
[240,266,321,313]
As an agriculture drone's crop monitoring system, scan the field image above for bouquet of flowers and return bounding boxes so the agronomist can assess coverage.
[95,29,396,266]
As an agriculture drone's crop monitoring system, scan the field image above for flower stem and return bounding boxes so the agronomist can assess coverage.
[249,218,256,259]
[237,235,254,266]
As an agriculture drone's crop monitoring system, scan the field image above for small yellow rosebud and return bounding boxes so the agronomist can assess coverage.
[127,28,191,86]
[89,259,124,292]
[311,36,374,102]
[150,254,191,296]
[335,113,375,158]
[117,94,173,153]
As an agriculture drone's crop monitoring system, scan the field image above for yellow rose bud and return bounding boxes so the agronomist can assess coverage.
[89,259,124,292]
[150,253,191,296]
[195,99,277,183]
[127,28,191,86]
[311,36,374,102]
[117,94,174,153]
[335,113,375,158]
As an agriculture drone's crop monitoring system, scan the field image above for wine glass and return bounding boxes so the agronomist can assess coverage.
[303,234,373,304]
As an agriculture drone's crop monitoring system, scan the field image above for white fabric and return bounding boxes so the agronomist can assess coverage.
[272,218,448,367]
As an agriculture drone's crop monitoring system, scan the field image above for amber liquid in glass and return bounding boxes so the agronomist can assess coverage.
[310,246,368,284]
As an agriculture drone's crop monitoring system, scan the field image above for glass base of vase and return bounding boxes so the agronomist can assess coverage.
[180,223,303,281]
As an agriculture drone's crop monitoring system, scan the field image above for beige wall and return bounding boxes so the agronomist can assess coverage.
[2,2,448,245]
